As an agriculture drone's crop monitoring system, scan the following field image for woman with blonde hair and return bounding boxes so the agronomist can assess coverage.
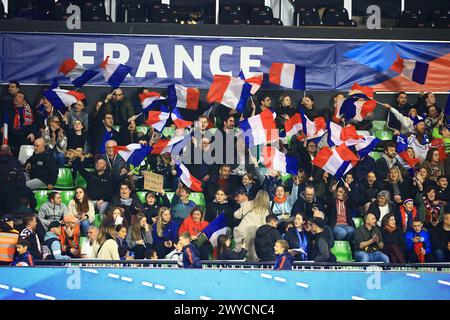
[152,207,179,258]
[94,222,120,260]
[233,190,270,262]
[382,166,413,205]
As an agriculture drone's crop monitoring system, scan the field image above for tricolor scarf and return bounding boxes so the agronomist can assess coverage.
[13,104,34,129]
[422,197,442,224]
[399,206,417,232]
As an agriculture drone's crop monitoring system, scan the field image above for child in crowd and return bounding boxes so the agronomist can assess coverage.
[217,234,248,260]
[179,231,202,269]
[11,239,34,267]
[399,199,418,233]
[273,240,294,270]
[165,238,184,267]
[405,218,432,263]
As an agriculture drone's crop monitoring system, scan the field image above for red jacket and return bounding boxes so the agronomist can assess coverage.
[178,215,209,237]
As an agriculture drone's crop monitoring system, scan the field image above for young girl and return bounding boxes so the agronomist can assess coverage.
[142,191,170,224]
[115,224,129,260]
[152,207,179,258]
[126,213,153,259]
[68,187,95,236]
[205,189,234,228]
[217,234,248,260]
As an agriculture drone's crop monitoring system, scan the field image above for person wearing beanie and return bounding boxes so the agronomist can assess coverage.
[399,198,419,233]
[310,218,336,263]
[0,215,19,234]
[408,115,430,162]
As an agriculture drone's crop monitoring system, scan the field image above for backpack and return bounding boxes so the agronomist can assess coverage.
[42,237,60,260]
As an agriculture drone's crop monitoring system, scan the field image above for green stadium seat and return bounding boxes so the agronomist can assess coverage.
[34,190,49,211]
[352,217,363,229]
[166,192,175,203]
[74,168,94,189]
[55,168,74,189]
[280,173,292,184]
[189,193,206,208]
[331,240,354,262]
[371,120,386,132]
[60,190,75,206]
[113,125,121,132]
[79,236,87,251]
[208,128,218,134]
[368,151,381,161]
[136,126,150,135]
[93,214,103,228]
[136,191,147,204]
[162,127,175,137]
[374,130,393,141]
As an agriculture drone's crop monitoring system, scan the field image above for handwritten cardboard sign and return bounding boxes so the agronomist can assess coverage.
[143,171,164,193]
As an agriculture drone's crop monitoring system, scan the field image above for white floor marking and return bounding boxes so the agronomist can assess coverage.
[352,296,366,300]
[154,284,166,290]
[35,293,56,300]
[260,273,273,279]
[438,280,450,286]
[274,276,287,283]
[12,287,25,294]
[296,282,310,288]
[200,296,212,300]
[83,269,99,274]
[121,276,133,282]
[0,284,9,290]
[406,273,421,279]
[141,281,153,287]
[108,273,120,279]
[174,289,186,295]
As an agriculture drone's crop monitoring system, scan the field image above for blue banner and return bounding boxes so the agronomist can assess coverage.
[1,32,449,91]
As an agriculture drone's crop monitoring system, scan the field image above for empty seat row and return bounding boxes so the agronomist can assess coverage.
[400,9,450,28]
[220,5,283,25]
[294,7,357,27]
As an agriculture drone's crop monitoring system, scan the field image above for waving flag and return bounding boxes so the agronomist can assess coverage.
[353,135,380,159]
[262,146,298,174]
[207,75,252,112]
[239,108,278,147]
[176,163,203,192]
[396,134,420,174]
[167,84,200,110]
[284,113,303,137]
[202,213,227,247]
[312,144,359,180]
[239,70,263,95]
[150,136,185,154]
[430,139,447,161]
[59,58,99,88]
[171,108,193,129]
[146,107,170,132]
[100,56,132,89]
[2,113,8,145]
[269,62,305,90]
[140,91,166,112]
[113,143,152,167]
[43,88,85,112]
[327,122,364,147]
[299,110,326,141]
[335,97,377,122]
[49,78,60,90]
[407,134,429,162]
[390,55,429,85]
[348,83,374,100]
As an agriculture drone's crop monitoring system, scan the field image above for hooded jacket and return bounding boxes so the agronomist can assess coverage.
[178,214,209,237]
[0,151,25,187]
[11,251,34,266]
[291,191,324,219]
[78,161,114,202]
[43,231,70,260]
[311,229,336,262]
[205,200,234,228]
[254,224,282,261]
[274,251,295,270]
[182,243,202,268]
[25,150,58,186]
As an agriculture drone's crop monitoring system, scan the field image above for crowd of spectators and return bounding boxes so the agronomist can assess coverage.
[0,80,449,268]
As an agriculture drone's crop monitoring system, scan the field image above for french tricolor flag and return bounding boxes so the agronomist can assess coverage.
[140,91,166,112]
[353,135,380,159]
[390,55,429,85]
[167,84,200,110]
[201,213,227,251]
[262,146,298,175]
[176,163,203,192]
[43,88,86,112]
[396,134,420,169]
[100,56,133,89]
[239,108,278,147]
[146,107,170,132]
[2,113,8,145]
[335,97,377,122]
[58,58,99,88]
[239,70,263,95]
[312,144,359,180]
[269,62,305,90]
[348,83,374,100]
[113,143,152,167]
[206,75,252,112]
[284,113,303,137]
[299,110,326,141]
[327,122,364,147]
[150,136,185,155]
[171,108,193,129]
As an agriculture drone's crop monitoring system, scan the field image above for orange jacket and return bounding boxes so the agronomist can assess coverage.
[178,215,209,237]
[59,224,80,255]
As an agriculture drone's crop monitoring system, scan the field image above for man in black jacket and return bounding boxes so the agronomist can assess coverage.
[25,138,58,190]
[254,215,281,261]
[431,211,450,262]
[77,157,113,215]
[19,215,43,260]
[375,142,400,181]
[291,185,324,220]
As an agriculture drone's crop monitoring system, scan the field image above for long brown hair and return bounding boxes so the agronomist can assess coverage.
[73,187,90,213]
[156,207,171,238]
[130,213,146,241]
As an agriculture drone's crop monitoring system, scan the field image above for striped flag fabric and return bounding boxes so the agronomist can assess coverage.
[348,83,374,100]
[407,134,429,162]
[327,122,364,147]
[167,84,200,110]
[59,58,99,88]
[113,143,152,167]
[100,56,132,89]
[145,107,170,132]
[140,91,166,112]
[43,88,85,112]
[284,113,303,137]
[312,144,359,180]
[171,108,193,129]
[176,163,203,192]
[150,136,185,155]
[396,134,420,175]
[239,108,278,147]
[299,109,326,141]
[334,97,377,122]
[2,113,8,145]
[353,135,380,159]
[207,75,252,112]
[201,213,227,248]
[269,62,305,90]
[262,146,298,175]
[239,70,263,95]
[390,55,429,84]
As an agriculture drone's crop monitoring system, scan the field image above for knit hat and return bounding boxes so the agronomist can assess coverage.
[403,198,414,206]
[411,115,425,126]
[311,218,326,229]
[49,221,61,229]
[234,187,248,197]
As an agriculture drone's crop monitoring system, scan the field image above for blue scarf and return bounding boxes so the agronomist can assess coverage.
[296,228,308,261]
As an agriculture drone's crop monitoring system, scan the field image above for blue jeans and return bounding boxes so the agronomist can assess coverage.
[434,249,450,262]
[355,251,390,263]
[80,219,90,236]
[53,151,66,168]
[334,224,355,241]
